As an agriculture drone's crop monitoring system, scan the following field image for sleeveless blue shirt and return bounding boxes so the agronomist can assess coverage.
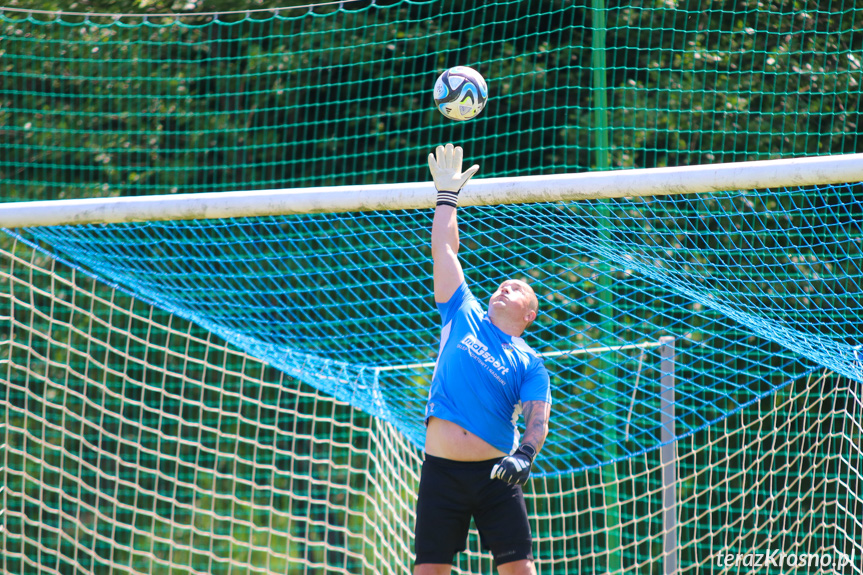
[425,282,551,454]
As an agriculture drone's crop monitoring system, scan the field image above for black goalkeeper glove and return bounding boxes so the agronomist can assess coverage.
[490,444,537,487]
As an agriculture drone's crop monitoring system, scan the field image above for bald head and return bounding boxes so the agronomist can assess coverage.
[488,279,539,336]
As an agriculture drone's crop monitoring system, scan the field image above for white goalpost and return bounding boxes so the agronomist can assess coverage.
[0,154,862,228]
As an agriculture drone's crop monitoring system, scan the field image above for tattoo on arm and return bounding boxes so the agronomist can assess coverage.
[521,400,551,454]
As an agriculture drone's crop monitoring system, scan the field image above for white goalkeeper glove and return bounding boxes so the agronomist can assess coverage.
[490,444,537,487]
[427,143,480,208]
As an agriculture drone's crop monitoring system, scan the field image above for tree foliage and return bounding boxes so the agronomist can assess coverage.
[2,0,861,203]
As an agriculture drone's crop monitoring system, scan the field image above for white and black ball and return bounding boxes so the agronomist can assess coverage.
[433,66,489,121]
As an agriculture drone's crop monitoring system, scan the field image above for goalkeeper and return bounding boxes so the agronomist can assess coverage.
[413,144,552,575]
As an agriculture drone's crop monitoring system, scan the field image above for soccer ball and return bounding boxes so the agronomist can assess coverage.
[433,66,488,121]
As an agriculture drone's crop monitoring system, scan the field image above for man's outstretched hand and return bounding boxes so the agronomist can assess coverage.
[428,143,480,207]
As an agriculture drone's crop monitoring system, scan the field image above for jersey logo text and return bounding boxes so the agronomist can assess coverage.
[458,334,510,379]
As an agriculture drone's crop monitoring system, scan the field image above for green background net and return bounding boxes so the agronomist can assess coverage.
[3,0,861,200]
[2,1,862,573]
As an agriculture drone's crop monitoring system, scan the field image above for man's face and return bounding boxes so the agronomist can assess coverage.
[488,279,538,327]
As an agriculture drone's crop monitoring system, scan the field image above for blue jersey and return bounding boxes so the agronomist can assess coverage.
[425,281,551,454]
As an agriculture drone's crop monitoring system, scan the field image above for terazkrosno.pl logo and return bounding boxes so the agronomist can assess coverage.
[715,549,853,570]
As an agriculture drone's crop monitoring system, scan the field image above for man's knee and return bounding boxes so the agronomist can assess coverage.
[497,558,537,575]
[413,563,452,575]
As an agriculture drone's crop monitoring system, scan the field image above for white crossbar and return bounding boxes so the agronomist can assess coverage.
[1,153,862,228]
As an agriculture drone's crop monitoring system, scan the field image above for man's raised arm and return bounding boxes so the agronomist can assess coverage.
[428,144,479,304]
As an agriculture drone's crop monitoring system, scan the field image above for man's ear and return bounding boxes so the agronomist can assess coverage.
[524,309,537,325]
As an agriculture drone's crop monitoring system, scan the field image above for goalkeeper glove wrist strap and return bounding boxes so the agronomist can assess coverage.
[516,443,537,463]
[436,190,459,208]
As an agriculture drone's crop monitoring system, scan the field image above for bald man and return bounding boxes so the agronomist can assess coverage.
[413,144,552,575]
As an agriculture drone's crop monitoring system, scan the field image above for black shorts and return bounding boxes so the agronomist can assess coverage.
[414,454,533,567]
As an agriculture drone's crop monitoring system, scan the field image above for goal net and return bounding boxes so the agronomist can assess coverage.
[2,1,863,574]
[4,181,863,573]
